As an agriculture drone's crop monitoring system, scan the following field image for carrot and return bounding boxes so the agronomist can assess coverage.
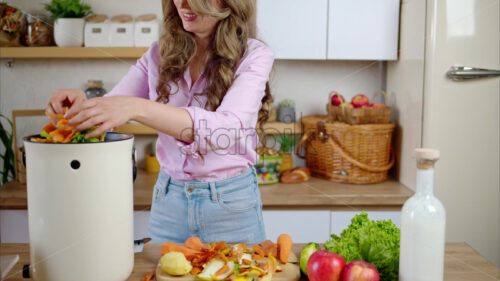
[141,269,155,281]
[190,267,202,275]
[57,119,69,128]
[214,241,228,251]
[219,252,228,264]
[259,240,277,257]
[184,236,205,250]
[252,254,263,260]
[253,245,265,257]
[42,122,57,133]
[215,265,229,276]
[277,233,293,264]
[62,131,75,143]
[161,242,200,257]
[45,111,65,119]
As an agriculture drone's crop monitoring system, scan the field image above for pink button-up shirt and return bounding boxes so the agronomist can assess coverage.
[106,39,274,181]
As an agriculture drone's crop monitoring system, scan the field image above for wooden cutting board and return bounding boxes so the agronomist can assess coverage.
[143,244,301,281]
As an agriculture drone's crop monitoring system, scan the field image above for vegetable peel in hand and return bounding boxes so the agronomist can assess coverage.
[324,212,400,281]
[31,110,106,143]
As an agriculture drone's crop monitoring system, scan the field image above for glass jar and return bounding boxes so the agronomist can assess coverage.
[85,80,107,99]
[21,14,53,46]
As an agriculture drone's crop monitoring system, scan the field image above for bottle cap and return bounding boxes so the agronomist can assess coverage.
[87,80,103,88]
[413,148,439,160]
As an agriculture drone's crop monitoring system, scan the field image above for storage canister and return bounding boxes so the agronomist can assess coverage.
[134,14,159,47]
[109,14,134,47]
[23,132,135,281]
[84,14,110,47]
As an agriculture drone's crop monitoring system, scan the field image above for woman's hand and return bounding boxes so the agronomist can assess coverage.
[66,96,139,138]
[46,89,86,124]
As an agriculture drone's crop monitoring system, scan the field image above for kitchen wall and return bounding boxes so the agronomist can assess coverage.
[0,0,385,168]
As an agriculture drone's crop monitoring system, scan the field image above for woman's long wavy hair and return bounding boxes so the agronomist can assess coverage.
[156,0,272,130]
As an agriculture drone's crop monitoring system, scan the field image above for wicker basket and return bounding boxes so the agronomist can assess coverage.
[327,90,391,124]
[297,115,394,184]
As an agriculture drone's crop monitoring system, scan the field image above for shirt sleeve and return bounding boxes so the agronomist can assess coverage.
[180,41,274,155]
[105,41,158,98]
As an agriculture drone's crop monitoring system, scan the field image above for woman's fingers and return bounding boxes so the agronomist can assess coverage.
[84,122,112,139]
[64,95,89,119]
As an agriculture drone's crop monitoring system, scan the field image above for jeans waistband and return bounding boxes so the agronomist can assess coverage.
[157,167,256,190]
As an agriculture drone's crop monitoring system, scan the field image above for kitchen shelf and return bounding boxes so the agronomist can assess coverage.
[115,122,303,135]
[0,47,148,59]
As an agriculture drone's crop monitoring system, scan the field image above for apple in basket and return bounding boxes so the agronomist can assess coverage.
[351,94,370,108]
[331,93,345,106]
[371,103,387,108]
[340,102,354,108]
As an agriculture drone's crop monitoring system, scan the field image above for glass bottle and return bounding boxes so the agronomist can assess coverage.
[21,14,53,46]
[85,80,107,99]
[399,148,446,281]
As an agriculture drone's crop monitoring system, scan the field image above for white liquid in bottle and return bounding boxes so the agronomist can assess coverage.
[399,149,446,281]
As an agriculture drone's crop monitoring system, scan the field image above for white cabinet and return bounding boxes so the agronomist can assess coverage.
[256,0,399,60]
[257,0,328,60]
[327,0,400,60]
[0,210,29,243]
[0,210,151,243]
[330,211,401,236]
[262,210,331,243]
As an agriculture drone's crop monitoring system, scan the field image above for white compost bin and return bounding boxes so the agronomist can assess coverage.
[23,132,135,281]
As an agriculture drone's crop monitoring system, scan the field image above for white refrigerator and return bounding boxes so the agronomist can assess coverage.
[387,0,500,267]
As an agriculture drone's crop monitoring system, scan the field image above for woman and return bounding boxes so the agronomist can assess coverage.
[47,0,273,244]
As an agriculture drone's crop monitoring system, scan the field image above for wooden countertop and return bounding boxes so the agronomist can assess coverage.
[0,172,413,210]
[1,243,498,281]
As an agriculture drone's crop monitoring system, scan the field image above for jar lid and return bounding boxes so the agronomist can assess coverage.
[87,80,103,88]
[136,14,157,22]
[413,148,440,160]
[87,14,108,23]
[111,14,133,23]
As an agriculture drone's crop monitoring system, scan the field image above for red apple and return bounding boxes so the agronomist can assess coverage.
[343,260,380,281]
[331,93,346,106]
[307,250,346,281]
[371,103,387,108]
[351,94,370,108]
[340,102,354,108]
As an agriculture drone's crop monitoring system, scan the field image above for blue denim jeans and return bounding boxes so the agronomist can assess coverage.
[147,167,266,244]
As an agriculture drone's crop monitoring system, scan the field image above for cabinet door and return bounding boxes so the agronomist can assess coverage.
[257,0,328,60]
[262,210,330,243]
[0,210,29,243]
[328,0,400,60]
[330,211,401,236]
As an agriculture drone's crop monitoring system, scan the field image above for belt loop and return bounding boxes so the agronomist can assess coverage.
[209,182,217,203]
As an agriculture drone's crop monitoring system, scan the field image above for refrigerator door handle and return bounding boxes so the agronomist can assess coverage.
[447,66,500,81]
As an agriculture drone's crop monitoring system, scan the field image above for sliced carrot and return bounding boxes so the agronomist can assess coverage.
[252,254,263,260]
[214,241,228,251]
[49,131,65,142]
[57,119,69,128]
[161,242,200,258]
[45,111,64,119]
[253,245,265,257]
[242,259,252,266]
[215,265,229,276]
[190,267,202,275]
[42,122,57,133]
[31,137,53,143]
[277,233,293,264]
[259,240,278,257]
[219,252,228,263]
[141,269,155,281]
[184,236,205,250]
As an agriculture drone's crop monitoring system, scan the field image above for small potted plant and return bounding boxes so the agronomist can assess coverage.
[44,0,93,47]
[0,114,15,185]
[277,134,298,172]
[278,99,296,123]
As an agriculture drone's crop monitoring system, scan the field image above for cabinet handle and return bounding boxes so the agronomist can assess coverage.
[446,66,500,81]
